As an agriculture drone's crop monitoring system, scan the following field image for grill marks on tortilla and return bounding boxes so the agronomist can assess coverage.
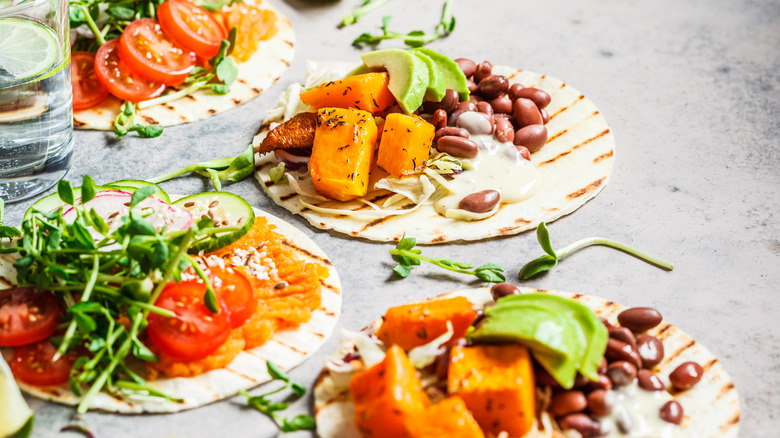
[566,177,605,200]
[539,128,611,167]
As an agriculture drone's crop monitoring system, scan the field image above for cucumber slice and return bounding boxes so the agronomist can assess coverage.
[0,357,34,438]
[104,180,171,204]
[173,192,255,253]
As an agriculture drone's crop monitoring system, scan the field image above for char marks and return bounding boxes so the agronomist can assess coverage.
[566,177,605,200]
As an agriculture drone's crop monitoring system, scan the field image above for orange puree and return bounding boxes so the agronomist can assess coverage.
[147,217,327,378]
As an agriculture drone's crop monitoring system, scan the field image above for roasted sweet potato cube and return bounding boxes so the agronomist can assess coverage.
[447,344,536,437]
[376,113,435,177]
[299,72,396,114]
[309,108,377,201]
[375,296,477,351]
[409,396,486,438]
[350,345,429,438]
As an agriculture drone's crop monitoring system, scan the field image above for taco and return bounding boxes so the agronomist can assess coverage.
[72,0,294,130]
[0,187,341,413]
[252,52,614,244]
[313,287,739,437]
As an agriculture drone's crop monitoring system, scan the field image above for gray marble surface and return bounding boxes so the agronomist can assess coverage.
[4,0,779,436]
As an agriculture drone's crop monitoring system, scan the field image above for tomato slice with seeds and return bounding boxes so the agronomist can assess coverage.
[119,18,196,86]
[158,0,226,59]
[0,287,60,347]
[10,341,74,386]
[71,51,109,111]
[208,267,256,329]
[94,39,166,102]
[147,281,230,361]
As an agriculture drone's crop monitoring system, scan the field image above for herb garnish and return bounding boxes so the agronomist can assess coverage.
[518,222,676,279]
[389,234,506,282]
[239,362,316,433]
[340,0,393,27]
[147,143,255,191]
[113,102,164,139]
[352,0,455,48]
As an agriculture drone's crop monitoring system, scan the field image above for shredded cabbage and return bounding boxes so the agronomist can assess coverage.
[340,329,386,368]
[285,174,328,201]
[408,322,454,369]
[374,175,429,204]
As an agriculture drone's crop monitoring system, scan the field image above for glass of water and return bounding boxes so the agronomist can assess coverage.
[0,0,72,202]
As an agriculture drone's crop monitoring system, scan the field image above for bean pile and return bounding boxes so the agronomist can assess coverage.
[421,59,552,160]
[487,284,704,437]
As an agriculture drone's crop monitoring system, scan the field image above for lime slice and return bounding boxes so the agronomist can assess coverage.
[0,18,58,81]
[0,357,34,438]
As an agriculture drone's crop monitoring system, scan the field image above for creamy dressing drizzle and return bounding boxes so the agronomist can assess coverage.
[598,380,681,438]
[433,134,541,220]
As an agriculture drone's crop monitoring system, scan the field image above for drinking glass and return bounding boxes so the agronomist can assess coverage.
[0,0,73,202]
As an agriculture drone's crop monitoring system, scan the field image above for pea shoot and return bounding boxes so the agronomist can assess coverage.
[147,143,255,191]
[350,0,456,48]
[389,234,506,282]
[239,362,316,433]
[518,223,676,279]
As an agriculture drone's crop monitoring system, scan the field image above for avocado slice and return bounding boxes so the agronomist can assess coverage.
[360,49,429,114]
[412,51,446,102]
[411,48,470,101]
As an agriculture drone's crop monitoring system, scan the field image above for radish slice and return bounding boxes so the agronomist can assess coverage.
[274,149,310,171]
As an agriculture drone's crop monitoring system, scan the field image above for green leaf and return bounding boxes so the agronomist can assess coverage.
[204,288,219,313]
[396,235,416,251]
[290,382,306,397]
[216,57,238,85]
[226,27,237,56]
[58,180,75,206]
[196,0,225,12]
[392,264,411,277]
[13,256,33,269]
[130,186,156,207]
[107,6,135,19]
[518,254,558,279]
[221,144,254,182]
[128,217,156,236]
[281,415,316,432]
[0,226,21,239]
[132,339,158,362]
[122,101,135,116]
[269,162,286,184]
[476,263,503,272]
[266,361,290,383]
[89,208,109,235]
[475,268,505,283]
[132,124,163,138]
[536,222,557,259]
[81,175,97,204]
[73,312,97,334]
[209,84,231,95]
[381,15,392,32]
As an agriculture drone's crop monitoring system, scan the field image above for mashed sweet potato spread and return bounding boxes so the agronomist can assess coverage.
[147,217,327,379]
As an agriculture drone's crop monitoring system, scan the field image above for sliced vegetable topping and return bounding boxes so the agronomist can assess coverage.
[172,191,255,253]
[10,341,74,387]
[158,0,226,59]
[118,18,196,86]
[0,288,60,347]
[94,39,166,102]
[71,51,109,111]
[208,266,256,328]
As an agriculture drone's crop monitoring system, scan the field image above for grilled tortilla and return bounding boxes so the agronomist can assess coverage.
[313,288,740,438]
[73,0,294,130]
[0,208,341,413]
[253,66,615,244]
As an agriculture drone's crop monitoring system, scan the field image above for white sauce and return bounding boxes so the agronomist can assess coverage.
[598,380,682,438]
[433,134,540,220]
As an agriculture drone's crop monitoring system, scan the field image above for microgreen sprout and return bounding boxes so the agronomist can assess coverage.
[340,0,393,27]
[518,223,676,280]
[389,234,506,282]
[239,362,316,433]
[352,0,455,48]
[147,143,255,191]
[113,101,164,139]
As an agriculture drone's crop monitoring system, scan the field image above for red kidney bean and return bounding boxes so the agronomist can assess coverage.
[457,111,493,135]
[473,61,492,83]
[617,307,663,332]
[448,109,466,127]
[588,374,613,392]
[459,189,500,213]
[659,400,684,425]
[476,101,493,116]
[430,109,447,131]
[516,145,531,161]
[598,357,608,374]
[605,338,643,369]
[490,282,520,300]
[466,78,478,93]
[607,361,637,387]
[514,98,543,127]
[600,317,615,331]
[549,391,588,416]
[637,369,665,391]
[513,124,548,152]
[455,58,476,77]
[669,361,704,390]
[434,127,469,143]
[616,409,633,433]
[609,326,637,350]
[572,374,591,389]
[476,75,509,100]
[441,89,459,113]
[469,94,483,104]
[636,335,664,368]
[456,101,477,112]
[489,96,513,114]
[515,87,552,109]
[587,389,612,416]
[508,83,525,100]
[494,117,514,143]
[535,366,562,389]
[541,108,550,124]
[558,413,599,438]
[436,136,479,158]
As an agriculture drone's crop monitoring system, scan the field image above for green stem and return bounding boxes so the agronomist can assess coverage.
[146,155,233,184]
[137,79,210,110]
[79,5,106,46]
[556,237,675,270]
[56,255,100,360]
[341,0,392,26]
[115,381,183,402]
[182,253,218,313]
[389,249,475,276]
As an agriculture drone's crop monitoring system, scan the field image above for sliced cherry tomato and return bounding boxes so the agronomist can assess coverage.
[0,287,60,347]
[222,4,278,63]
[208,267,256,328]
[10,341,74,386]
[94,39,166,102]
[71,51,109,111]
[147,281,230,361]
[119,18,196,86]
[158,0,226,59]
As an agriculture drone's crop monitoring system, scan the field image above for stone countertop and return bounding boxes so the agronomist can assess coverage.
[4,0,778,436]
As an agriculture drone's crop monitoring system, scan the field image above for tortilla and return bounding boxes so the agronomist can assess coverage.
[73,0,294,130]
[253,66,615,244]
[0,207,342,413]
[313,288,740,438]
